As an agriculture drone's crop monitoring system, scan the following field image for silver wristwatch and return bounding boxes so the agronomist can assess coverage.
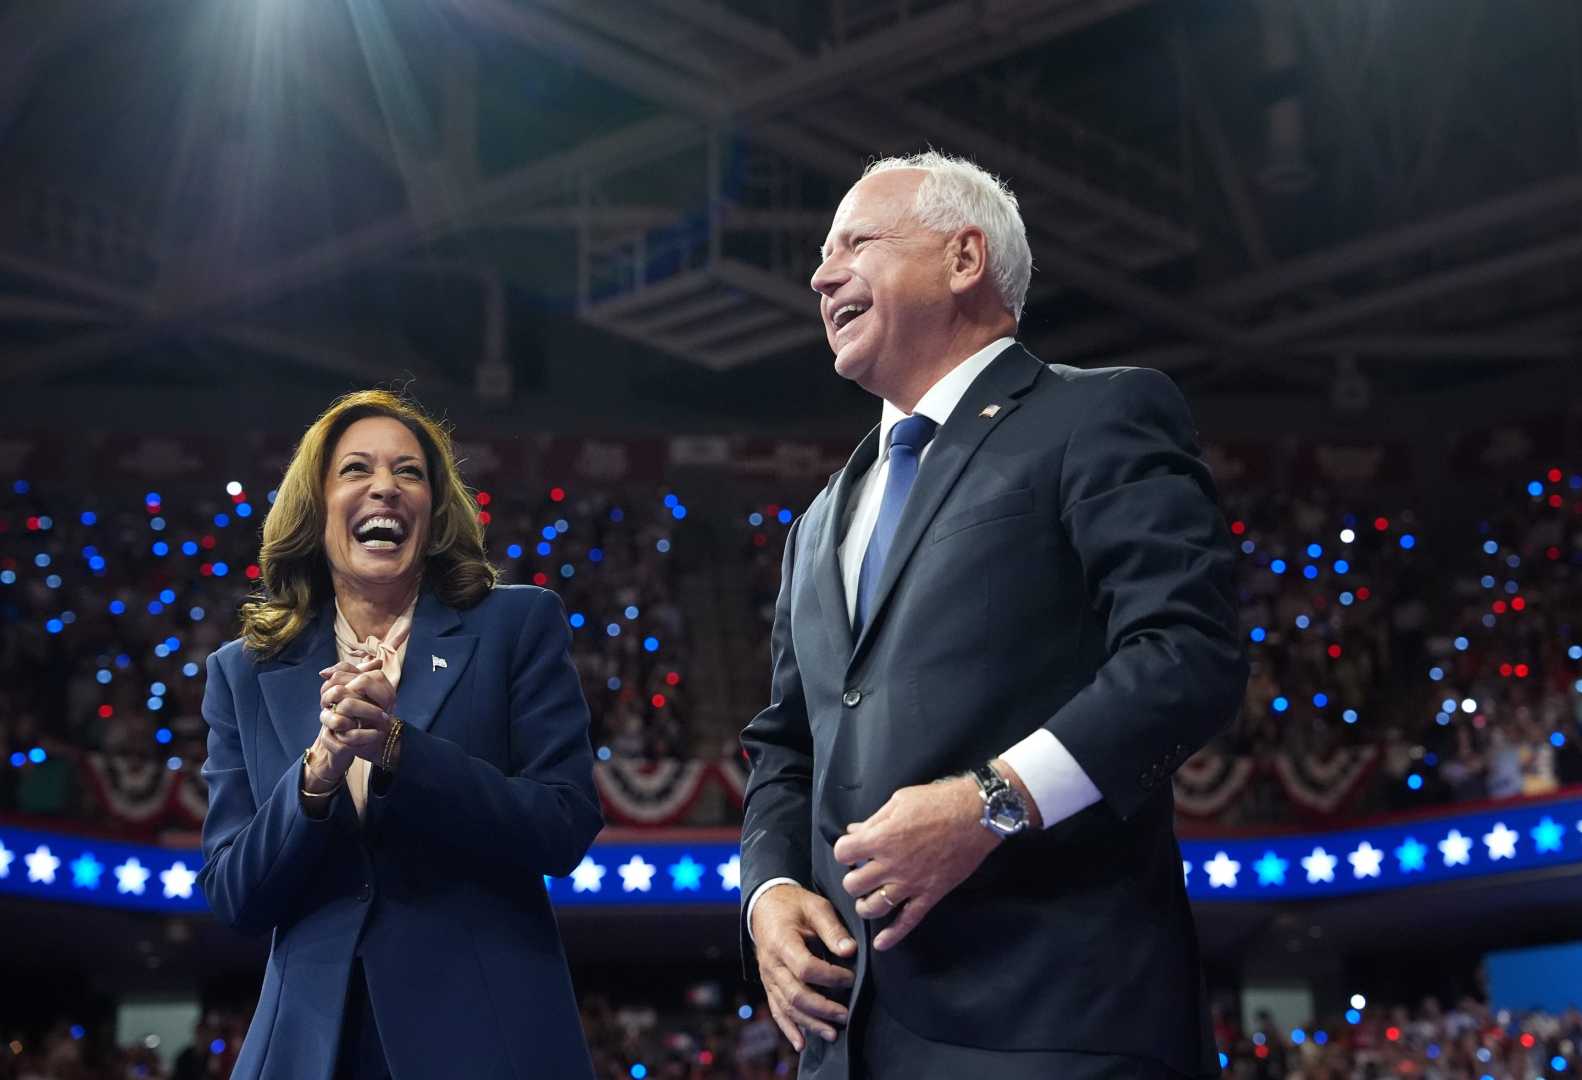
[971,763,1029,837]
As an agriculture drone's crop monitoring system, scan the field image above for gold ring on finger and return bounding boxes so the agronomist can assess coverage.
[878,885,897,911]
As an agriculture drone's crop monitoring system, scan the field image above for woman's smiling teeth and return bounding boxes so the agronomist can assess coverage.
[354,514,407,551]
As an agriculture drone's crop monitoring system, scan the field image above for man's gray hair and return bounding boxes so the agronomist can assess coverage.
[864,151,1033,322]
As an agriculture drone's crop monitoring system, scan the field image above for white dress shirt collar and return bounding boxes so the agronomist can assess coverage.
[876,337,1016,450]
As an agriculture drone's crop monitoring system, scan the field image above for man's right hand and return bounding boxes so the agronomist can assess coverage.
[750,883,857,1052]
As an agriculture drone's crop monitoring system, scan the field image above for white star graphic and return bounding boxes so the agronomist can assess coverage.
[1182,860,1192,884]
[569,856,606,893]
[1301,847,1337,883]
[24,845,60,884]
[160,861,197,900]
[717,854,741,891]
[1483,822,1518,861]
[617,855,656,893]
[1205,851,1241,888]
[0,839,12,879]
[1347,842,1384,879]
[1439,829,1472,867]
[114,858,151,896]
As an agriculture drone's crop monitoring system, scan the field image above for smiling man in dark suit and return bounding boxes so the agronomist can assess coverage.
[738,151,1248,1079]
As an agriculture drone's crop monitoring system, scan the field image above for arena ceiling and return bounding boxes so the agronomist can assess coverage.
[0,0,1579,409]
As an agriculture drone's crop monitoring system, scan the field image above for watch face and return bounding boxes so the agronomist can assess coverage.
[989,791,1026,834]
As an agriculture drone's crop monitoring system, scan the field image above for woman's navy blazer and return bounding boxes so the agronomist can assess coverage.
[198,584,603,1080]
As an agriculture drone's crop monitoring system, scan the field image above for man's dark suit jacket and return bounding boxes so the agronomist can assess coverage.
[739,345,1248,1078]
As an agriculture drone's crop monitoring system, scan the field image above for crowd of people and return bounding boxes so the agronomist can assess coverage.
[4,991,1579,1079]
[0,474,691,824]
[2,459,1579,828]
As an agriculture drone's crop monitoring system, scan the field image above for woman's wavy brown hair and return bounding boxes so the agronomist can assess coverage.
[238,389,498,659]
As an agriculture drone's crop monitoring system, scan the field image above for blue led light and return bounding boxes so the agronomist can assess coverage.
[1302,564,1318,580]
[213,513,229,528]
[596,746,612,761]
[606,677,621,691]
[267,489,277,503]
[165,636,179,651]
[0,570,13,585]
[777,509,793,524]
[1306,544,1322,559]
[189,607,204,621]
[34,553,50,568]
[671,505,687,520]
[1339,592,1354,606]
[568,613,585,629]
[1552,1057,1566,1072]
[1291,1029,1306,1044]
[144,491,160,504]
[1270,559,1287,575]
[115,654,130,668]
[1343,709,1358,724]
[1480,574,1496,588]
[1506,553,1521,568]
[1528,481,1544,497]
[71,1026,85,1040]
[1407,773,1423,790]
[609,507,624,523]
[656,539,671,553]
[45,619,63,634]
[739,1005,754,1021]
[13,480,29,494]
[81,511,96,526]
[28,747,46,764]
[663,494,678,508]
[536,541,552,557]
[1333,560,1349,574]
[624,605,639,620]
[631,1065,647,1079]
[1399,534,1415,550]
[1456,637,1470,651]
[559,564,574,578]
[555,519,569,534]
[150,517,165,531]
[151,541,168,557]
[147,697,164,712]
[8,752,23,768]
[1312,693,1328,708]
[45,574,61,589]
[37,515,51,530]
[235,503,252,518]
[1552,732,1567,748]
[1429,667,1444,681]
[1272,696,1289,713]
[588,547,603,563]
[1346,1009,1361,1025]
[97,670,112,685]
[212,562,228,577]
[1569,644,1582,660]
[108,600,125,615]
[159,589,176,604]
[88,556,105,572]
[183,663,200,678]
[60,611,75,625]
[1249,627,1266,643]
[181,540,198,556]
[541,525,557,540]
[151,682,167,697]
[147,601,163,615]
[210,1040,225,1055]
[1240,540,1255,554]
[643,637,659,653]
[154,645,169,658]
[155,729,172,744]
[748,512,763,526]
[606,623,621,637]
[506,544,522,559]
[1483,540,1499,555]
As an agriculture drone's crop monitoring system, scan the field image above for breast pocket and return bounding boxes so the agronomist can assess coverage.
[930,487,1034,543]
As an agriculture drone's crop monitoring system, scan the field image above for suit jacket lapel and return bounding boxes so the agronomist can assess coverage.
[259,609,338,763]
[396,590,478,733]
[814,422,880,659]
[849,346,1045,669]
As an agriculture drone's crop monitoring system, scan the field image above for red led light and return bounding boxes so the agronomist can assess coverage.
[476,491,492,507]
[1327,644,1342,658]
[549,487,566,503]
[25,516,39,531]
[1492,600,1506,614]
[1511,596,1526,611]
[1386,1027,1400,1042]
[664,672,681,686]
[532,572,548,586]
[245,564,261,580]
[478,510,492,526]
[231,492,246,505]
[98,705,113,719]
[1254,1045,1268,1059]
[651,693,667,709]
[767,505,780,516]
[1549,494,1564,508]
[752,533,767,547]
[698,1051,714,1066]
[1515,664,1530,678]
[1548,468,1563,483]
[145,501,160,513]
[1230,520,1246,535]
[1373,517,1389,531]
[1499,663,1513,677]
[1549,546,1562,560]
[1355,587,1371,601]
[200,535,216,550]
[1521,1033,1536,1049]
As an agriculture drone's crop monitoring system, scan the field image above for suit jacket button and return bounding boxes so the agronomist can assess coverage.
[842,689,862,707]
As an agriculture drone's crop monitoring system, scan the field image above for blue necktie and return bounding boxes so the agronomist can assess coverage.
[854,414,938,636]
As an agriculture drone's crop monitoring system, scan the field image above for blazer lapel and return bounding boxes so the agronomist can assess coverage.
[814,423,881,659]
[259,609,339,763]
[849,346,1045,669]
[396,590,478,733]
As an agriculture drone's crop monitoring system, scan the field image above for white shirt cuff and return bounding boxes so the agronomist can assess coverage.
[999,728,1102,829]
[745,877,801,944]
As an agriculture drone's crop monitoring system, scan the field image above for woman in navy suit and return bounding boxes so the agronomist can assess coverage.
[198,389,602,1080]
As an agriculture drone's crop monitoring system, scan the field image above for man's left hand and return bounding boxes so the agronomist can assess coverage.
[832,776,1000,952]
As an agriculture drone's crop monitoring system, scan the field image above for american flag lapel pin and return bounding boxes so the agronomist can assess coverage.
[432,655,447,671]
[979,403,1001,419]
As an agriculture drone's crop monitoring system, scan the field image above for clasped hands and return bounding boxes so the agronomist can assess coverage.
[749,775,1004,1052]
[302,652,400,792]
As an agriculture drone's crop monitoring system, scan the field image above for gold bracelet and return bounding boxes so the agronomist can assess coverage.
[380,717,404,770]
[300,747,342,798]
